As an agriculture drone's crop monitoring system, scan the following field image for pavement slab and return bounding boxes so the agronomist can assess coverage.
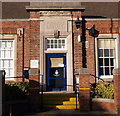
[25,109,118,116]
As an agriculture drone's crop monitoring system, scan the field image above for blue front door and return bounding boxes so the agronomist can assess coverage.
[47,54,67,91]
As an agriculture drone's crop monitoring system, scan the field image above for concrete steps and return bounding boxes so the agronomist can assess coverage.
[56,95,79,109]
[42,92,79,110]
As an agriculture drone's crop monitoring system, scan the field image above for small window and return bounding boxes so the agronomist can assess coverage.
[46,38,66,50]
[98,39,116,78]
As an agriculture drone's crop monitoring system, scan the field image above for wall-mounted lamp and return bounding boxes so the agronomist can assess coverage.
[54,30,60,38]
[75,16,82,42]
[88,25,99,37]
[17,28,23,40]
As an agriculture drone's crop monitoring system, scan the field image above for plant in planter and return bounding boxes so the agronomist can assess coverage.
[95,82,114,99]
[5,82,29,101]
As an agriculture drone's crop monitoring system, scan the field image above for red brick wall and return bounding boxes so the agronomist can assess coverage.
[113,74,120,113]
[72,11,83,72]
[2,21,31,77]
[92,101,115,111]
[86,20,119,83]
[29,20,40,62]
[1,19,40,77]
[79,72,90,111]
[30,11,40,18]
[1,10,119,83]
[72,17,119,83]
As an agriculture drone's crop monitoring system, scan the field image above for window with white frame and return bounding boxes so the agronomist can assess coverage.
[46,38,66,50]
[98,39,116,78]
[0,40,14,78]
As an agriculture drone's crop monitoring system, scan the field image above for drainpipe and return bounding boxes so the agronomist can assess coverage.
[22,28,24,82]
[17,28,24,81]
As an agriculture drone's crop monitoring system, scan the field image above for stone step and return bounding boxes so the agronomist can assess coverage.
[63,101,79,105]
[56,105,80,109]
[69,97,79,101]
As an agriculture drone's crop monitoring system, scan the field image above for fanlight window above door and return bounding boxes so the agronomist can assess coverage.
[46,38,66,50]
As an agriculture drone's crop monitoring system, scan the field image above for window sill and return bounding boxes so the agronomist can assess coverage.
[45,50,67,53]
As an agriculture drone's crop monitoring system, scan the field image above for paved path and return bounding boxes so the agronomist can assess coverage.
[26,109,118,116]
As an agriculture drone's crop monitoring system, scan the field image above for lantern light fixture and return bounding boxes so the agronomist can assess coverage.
[75,16,82,42]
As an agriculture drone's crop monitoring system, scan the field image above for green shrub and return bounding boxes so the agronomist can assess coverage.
[95,82,114,99]
[5,82,29,101]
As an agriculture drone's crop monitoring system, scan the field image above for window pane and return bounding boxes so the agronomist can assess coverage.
[55,40,57,43]
[105,67,109,75]
[0,60,1,69]
[99,58,103,66]
[8,41,12,48]
[5,50,10,58]
[1,60,3,68]
[2,41,6,48]
[11,50,13,58]
[47,45,50,48]
[51,40,53,44]
[98,40,104,48]
[104,49,109,57]
[0,49,2,58]
[2,50,4,58]
[99,67,103,75]
[55,45,57,48]
[50,58,63,67]
[47,40,50,44]
[8,50,10,58]
[62,45,65,48]
[62,40,65,44]
[0,41,1,48]
[98,49,103,57]
[4,60,9,68]
[51,45,53,48]
[10,69,13,77]
[111,67,114,75]
[58,44,61,48]
[105,58,109,66]
[110,58,114,66]
[110,49,114,57]
[10,60,13,68]
[110,40,115,48]
[104,40,109,48]
[58,40,61,44]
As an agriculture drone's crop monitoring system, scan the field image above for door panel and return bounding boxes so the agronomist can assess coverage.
[47,54,67,91]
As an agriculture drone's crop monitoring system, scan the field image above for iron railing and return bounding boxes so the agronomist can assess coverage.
[89,74,104,82]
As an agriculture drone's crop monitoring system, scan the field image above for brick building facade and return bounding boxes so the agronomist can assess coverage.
[0,2,120,91]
